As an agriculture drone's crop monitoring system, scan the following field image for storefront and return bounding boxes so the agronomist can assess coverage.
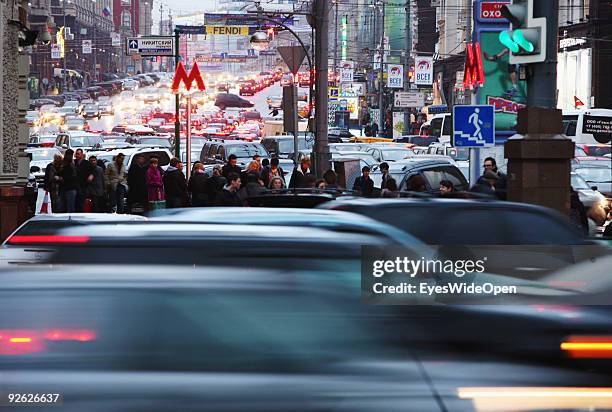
[557,33,592,110]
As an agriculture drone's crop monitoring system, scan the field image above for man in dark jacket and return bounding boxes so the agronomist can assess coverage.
[86,155,105,212]
[470,170,498,197]
[206,165,226,204]
[288,156,313,189]
[214,172,242,206]
[379,162,391,190]
[127,154,147,213]
[221,154,242,180]
[75,148,94,211]
[163,157,188,208]
[352,166,374,197]
[188,162,210,207]
[482,157,507,200]
[238,172,266,201]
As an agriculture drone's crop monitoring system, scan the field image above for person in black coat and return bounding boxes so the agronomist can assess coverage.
[57,149,78,212]
[352,166,374,197]
[206,165,226,204]
[221,154,242,180]
[288,156,313,189]
[188,162,210,207]
[75,148,94,211]
[163,157,188,208]
[214,172,242,207]
[127,154,147,213]
[470,171,498,197]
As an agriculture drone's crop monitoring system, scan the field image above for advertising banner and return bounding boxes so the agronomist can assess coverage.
[387,64,404,88]
[339,61,354,83]
[82,40,92,54]
[51,45,61,59]
[477,31,527,131]
[414,56,433,85]
[392,111,404,138]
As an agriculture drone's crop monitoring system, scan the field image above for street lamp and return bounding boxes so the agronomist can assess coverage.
[249,30,270,51]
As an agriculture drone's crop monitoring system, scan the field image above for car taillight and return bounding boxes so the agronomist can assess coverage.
[6,235,90,245]
[0,329,97,355]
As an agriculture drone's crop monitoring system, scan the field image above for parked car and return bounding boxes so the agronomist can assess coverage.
[54,132,103,152]
[200,140,269,166]
[215,93,254,110]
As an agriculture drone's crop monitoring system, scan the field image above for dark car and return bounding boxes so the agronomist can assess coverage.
[31,98,60,109]
[215,93,254,110]
[328,127,354,143]
[393,135,439,146]
[238,110,261,123]
[261,135,314,159]
[319,198,603,279]
[200,140,269,166]
[85,86,107,99]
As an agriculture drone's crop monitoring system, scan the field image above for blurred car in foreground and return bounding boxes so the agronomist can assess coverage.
[0,214,147,266]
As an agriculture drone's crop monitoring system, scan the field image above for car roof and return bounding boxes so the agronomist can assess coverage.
[27,213,147,222]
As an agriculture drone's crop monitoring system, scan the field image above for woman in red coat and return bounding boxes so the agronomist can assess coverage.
[145,157,165,203]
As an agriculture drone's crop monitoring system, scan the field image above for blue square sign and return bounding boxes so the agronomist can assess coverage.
[452,105,495,147]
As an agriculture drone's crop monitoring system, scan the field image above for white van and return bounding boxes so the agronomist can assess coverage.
[420,113,451,144]
[562,109,612,145]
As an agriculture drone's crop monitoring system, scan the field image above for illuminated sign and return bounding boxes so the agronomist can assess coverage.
[171,61,206,93]
[205,26,249,36]
[486,96,526,114]
[463,42,484,89]
[56,27,65,58]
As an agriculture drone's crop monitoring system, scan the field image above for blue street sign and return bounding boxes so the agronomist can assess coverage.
[452,105,495,147]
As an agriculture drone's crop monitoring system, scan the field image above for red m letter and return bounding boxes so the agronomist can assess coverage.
[171,61,206,92]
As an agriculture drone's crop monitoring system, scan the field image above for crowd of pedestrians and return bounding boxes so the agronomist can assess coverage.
[41,150,516,214]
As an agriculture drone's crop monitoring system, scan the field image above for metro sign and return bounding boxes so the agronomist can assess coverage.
[463,42,484,90]
[171,61,206,93]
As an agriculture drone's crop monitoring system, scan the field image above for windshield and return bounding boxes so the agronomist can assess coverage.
[571,173,590,190]
[226,145,268,158]
[135,138,171,147]
[382,149,412,161]
[562,115,578,136]
[96,154,129,166]
[575,167,612,183]
[277,139,312,153]
[452,148,470,161]
[71,135,103,147]
[85,105,98,110]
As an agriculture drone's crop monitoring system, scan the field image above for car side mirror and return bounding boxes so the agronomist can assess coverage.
[30,165,41,173]
[591,186,598,191]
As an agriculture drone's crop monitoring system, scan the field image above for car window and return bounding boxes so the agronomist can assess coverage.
[420,168,447,190]
[354,206,439,243]
[562,115,578,136]
[441,166,468,191]
[147,151,170,166]
[217,146,225,158]
[430,118,443,138]
[209,145,218,157]
[502,210,582,244]
[402,173,428,192]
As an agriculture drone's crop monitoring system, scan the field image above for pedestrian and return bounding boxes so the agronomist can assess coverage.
[316,179,327,189]
[145,157,165,208]
[439,179,455,196]
[206,165,226,204]
[323,169,339,190]
[43,153,62,212]
[288,156,313,188]
[379,162,391,190]
[238,172,266,201]
[470,170,498,197]
[482,157,507,200]
[269,176,285,190]
[221,154,242,180]
[352,165,374,197]
[262,157,285,187]
[242,160,262,185]
[381,178,400,198]
[371,122,379,137]
[127,154,147,214]
[57,149,78,212]
[75,148,94,211]
[569,187,589,236]
[252,154,262,171]
[188,161,210,207]
[364,123,372,137]
[215,172,242,206]
[105,152,127,213]
[87,155,105,212]
[163,157,188,208]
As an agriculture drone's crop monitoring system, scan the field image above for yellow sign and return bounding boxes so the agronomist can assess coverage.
[56,27,65,58]
[205,26,249,36]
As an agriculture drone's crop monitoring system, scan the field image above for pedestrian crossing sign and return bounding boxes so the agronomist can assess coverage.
[452,105,495,147]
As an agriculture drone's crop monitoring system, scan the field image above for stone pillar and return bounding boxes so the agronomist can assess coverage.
[0,0,33,240]
[504,108,575,215]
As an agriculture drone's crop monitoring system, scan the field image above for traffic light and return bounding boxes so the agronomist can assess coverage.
[498,0,547,64]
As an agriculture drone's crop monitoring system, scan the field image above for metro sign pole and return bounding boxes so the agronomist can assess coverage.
[171,61,206,177]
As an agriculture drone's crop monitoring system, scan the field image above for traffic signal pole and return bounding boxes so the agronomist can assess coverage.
[313,0,331,176]
[174,29,180,158]
[526,0,558,108]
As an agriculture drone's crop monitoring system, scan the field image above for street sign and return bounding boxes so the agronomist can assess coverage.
[394,91,424,108]
[277,45,308,75]
[205,26,249,36]
[176,25,206,34]
[387,64,404,88]
[51,44,61,59]
[453,105,495,147]
[126,36,175,56]
[82,40,92,54]
[111,33,121,47]
[414,56,433,85]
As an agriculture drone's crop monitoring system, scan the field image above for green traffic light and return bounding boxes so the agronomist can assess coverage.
[512,29,535,52]
[498,30,519,53]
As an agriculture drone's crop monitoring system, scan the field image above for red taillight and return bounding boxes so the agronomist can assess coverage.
[0,329,97,355]
[6,235,90,245]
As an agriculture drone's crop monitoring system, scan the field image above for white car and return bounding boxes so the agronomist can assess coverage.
[25,147,62,183]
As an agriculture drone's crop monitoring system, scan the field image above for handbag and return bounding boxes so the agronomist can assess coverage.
[83,197,93,213]
[148,188,165,210]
